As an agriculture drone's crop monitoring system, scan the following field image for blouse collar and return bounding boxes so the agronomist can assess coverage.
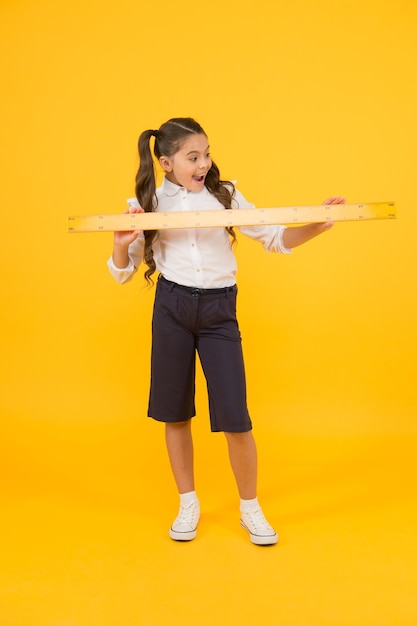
[161,177,184,197]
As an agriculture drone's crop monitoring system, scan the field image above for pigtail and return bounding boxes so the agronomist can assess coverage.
[205,162,237,245]
[135,130,158,284]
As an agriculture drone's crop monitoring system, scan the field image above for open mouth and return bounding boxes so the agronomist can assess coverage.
[193,175,205,183]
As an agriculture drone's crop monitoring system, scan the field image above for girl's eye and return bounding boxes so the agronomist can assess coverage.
[190,157,197,162]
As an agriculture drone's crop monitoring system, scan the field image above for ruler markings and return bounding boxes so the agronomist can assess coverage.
[67,202,396,233]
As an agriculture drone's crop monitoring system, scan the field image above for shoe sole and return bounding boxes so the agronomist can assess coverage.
[240,520,279,545]
[169,528,197,541]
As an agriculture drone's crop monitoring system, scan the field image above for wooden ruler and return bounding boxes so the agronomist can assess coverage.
[68,202,396,233]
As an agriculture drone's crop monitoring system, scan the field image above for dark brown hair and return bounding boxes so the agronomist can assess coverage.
[135,117,236,284]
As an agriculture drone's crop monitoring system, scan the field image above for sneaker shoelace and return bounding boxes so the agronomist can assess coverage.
[174,502,200,528]
[242,507,275,534]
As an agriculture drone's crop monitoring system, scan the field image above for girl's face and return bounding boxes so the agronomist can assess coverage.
[160,133,212,192]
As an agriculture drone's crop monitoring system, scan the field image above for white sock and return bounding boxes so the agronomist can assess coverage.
[180,491,199,505]
[240,496,259,512]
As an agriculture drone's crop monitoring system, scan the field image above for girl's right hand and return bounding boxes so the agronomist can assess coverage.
[113,206,145,247]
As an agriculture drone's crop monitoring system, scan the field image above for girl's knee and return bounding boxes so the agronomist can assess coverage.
[165,420,192,431]
[224,430,254,443]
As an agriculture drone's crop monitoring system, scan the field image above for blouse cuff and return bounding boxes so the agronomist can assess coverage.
[279,227,292,254]
[107,255,135,273]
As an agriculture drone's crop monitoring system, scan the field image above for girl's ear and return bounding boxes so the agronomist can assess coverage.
[159,156,173,172]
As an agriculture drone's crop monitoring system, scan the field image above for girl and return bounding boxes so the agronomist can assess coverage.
[108,117,345,545]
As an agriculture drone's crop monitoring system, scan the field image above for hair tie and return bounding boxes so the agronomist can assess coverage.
[151,130,158,138]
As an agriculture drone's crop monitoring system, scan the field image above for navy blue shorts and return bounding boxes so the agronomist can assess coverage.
[148,276,252,433]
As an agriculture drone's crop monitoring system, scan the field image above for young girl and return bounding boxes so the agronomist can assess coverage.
[108,117,345,545]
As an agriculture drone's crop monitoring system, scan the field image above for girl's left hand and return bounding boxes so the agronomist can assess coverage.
[322,196,346,205]
[282,196,347,248]
[317,196,347,232]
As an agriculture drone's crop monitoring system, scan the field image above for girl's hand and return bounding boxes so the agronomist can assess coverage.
[322,196,346,205]
[282,196,346,248]
[316,196,347,233]
[113,206,145,247]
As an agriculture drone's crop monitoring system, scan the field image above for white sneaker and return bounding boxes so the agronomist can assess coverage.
[169,500,200,541]
[240,507,278,545]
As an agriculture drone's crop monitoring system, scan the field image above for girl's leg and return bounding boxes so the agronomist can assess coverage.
[166,420,200,541]
[224,430,257,499]
[224,430,278,545]
[165,420,195,494]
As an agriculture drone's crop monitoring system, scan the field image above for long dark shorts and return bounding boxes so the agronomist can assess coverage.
[148,276,252,433]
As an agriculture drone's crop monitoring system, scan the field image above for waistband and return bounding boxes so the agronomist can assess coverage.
[159,275,236,296]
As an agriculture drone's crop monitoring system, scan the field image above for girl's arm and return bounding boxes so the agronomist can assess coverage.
[112,207,144,268]
[282,196,346,249]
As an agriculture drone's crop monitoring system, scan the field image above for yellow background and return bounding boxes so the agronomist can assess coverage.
[1,0,416,624]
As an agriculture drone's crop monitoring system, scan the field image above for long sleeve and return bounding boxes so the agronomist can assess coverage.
[107,235,145,284]
[232,189,292,254]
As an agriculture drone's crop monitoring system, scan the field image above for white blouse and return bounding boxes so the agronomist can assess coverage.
[107,177,291,288]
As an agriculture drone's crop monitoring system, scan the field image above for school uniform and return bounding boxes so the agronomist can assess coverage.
[107,177,291,432]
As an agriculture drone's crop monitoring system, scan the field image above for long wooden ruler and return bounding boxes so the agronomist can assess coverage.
[68,202,396,233]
